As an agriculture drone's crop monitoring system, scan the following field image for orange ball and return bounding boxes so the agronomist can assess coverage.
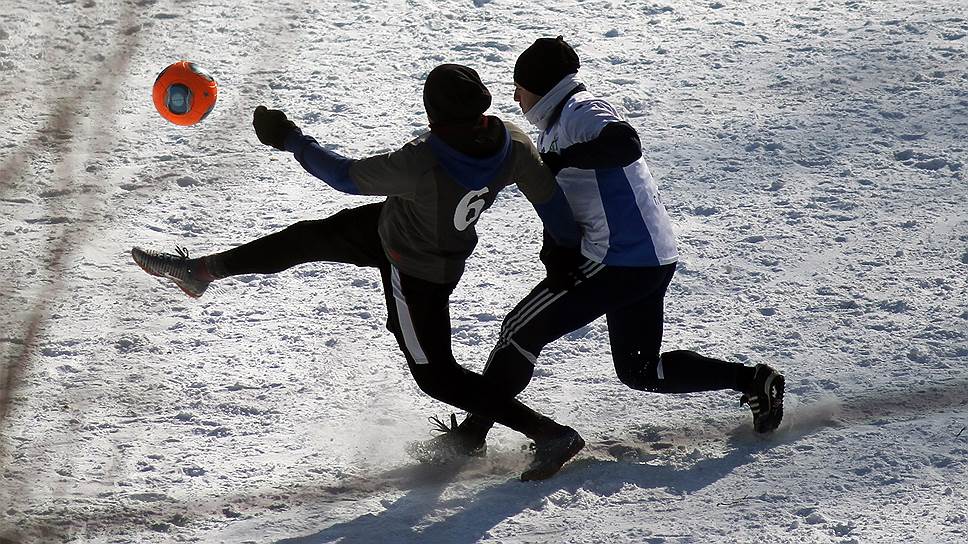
[152,61,218,126]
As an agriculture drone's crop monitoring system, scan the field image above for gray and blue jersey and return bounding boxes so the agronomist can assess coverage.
[283,118,576,283]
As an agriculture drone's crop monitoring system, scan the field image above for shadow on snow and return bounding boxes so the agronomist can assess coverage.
[276,378,968,544]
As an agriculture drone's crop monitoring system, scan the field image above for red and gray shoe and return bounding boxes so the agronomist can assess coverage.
[741,363,785,433]
[520,426,585,481]
[131,246,212,298]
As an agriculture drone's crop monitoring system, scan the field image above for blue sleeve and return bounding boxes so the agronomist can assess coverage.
[284,131,360,195]
[533,185,580,247]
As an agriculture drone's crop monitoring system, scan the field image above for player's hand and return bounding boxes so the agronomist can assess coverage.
[540,151,565,176]
[539,232,588,290]
[253,105,301,151]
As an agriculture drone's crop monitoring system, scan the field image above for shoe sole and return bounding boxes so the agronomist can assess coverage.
[754,373,785,433]
[520,433,585,482]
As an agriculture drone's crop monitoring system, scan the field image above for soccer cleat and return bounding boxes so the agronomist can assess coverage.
[520,426,585,481]
[740,363,785,433]
[406,414,487,465]
[131,246,212,298]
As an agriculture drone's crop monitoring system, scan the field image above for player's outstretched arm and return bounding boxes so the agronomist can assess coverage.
[252,105,359,195]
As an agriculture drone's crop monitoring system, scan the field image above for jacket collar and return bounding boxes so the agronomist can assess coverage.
[524,74,586,132]
[427,120,512,190]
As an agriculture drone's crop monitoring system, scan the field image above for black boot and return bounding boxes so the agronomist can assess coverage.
[406,414,487,464]
[740,363,785,433]
[520,425,585,481]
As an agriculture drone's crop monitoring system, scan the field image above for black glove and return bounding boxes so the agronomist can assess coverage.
[540,151,566,176]
[539,231,588,290]
[253,105,301,151]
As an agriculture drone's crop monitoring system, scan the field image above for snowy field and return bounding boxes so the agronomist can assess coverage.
[1,0,967,542]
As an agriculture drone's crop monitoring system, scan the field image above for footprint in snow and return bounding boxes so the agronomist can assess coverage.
[894,149,959,171]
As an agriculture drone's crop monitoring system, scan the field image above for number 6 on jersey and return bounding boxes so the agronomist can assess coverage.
[454,187,490,231]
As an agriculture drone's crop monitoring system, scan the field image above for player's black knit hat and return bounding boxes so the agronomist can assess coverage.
[423,64,492,124]
[514,36,580,96]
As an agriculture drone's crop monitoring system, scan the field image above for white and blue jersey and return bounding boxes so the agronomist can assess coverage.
[534,85,678,267]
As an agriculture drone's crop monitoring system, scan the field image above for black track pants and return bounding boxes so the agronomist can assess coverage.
[209,203,562,440]
[214,202,388,274]
[481,261,747,400]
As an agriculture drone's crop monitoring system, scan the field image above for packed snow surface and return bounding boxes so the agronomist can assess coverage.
[1,0,966,542]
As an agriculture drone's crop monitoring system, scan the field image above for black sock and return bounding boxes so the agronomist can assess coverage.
[200,254,228,279]
[734,365,756,392]
[459,414,495,441]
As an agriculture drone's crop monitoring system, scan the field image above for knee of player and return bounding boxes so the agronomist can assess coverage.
[615,360,661,392]
[410,369,449,399]
[492,366,533,398]
[484,345,535,397]
[409,360,466,399]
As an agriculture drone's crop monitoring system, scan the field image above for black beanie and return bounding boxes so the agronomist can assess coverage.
[423,64,492,124]
[514,36,580,96]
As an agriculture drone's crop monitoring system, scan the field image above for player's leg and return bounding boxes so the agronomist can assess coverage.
[480,262,673,400]
[209,202,387,274]
[131,202,386,297]
[380,265,559,435]
[608,264,750,393]
[444,262,652,456]
[383,265,582,478]
[606,264,785,431]
[381,265,490,462]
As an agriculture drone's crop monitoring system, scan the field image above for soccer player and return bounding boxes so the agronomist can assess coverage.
[416,38,785,477]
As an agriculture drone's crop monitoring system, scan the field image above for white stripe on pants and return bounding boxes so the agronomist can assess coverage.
[390,265,429,364]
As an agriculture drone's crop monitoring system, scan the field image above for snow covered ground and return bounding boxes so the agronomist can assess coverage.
[1,0,966,542]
